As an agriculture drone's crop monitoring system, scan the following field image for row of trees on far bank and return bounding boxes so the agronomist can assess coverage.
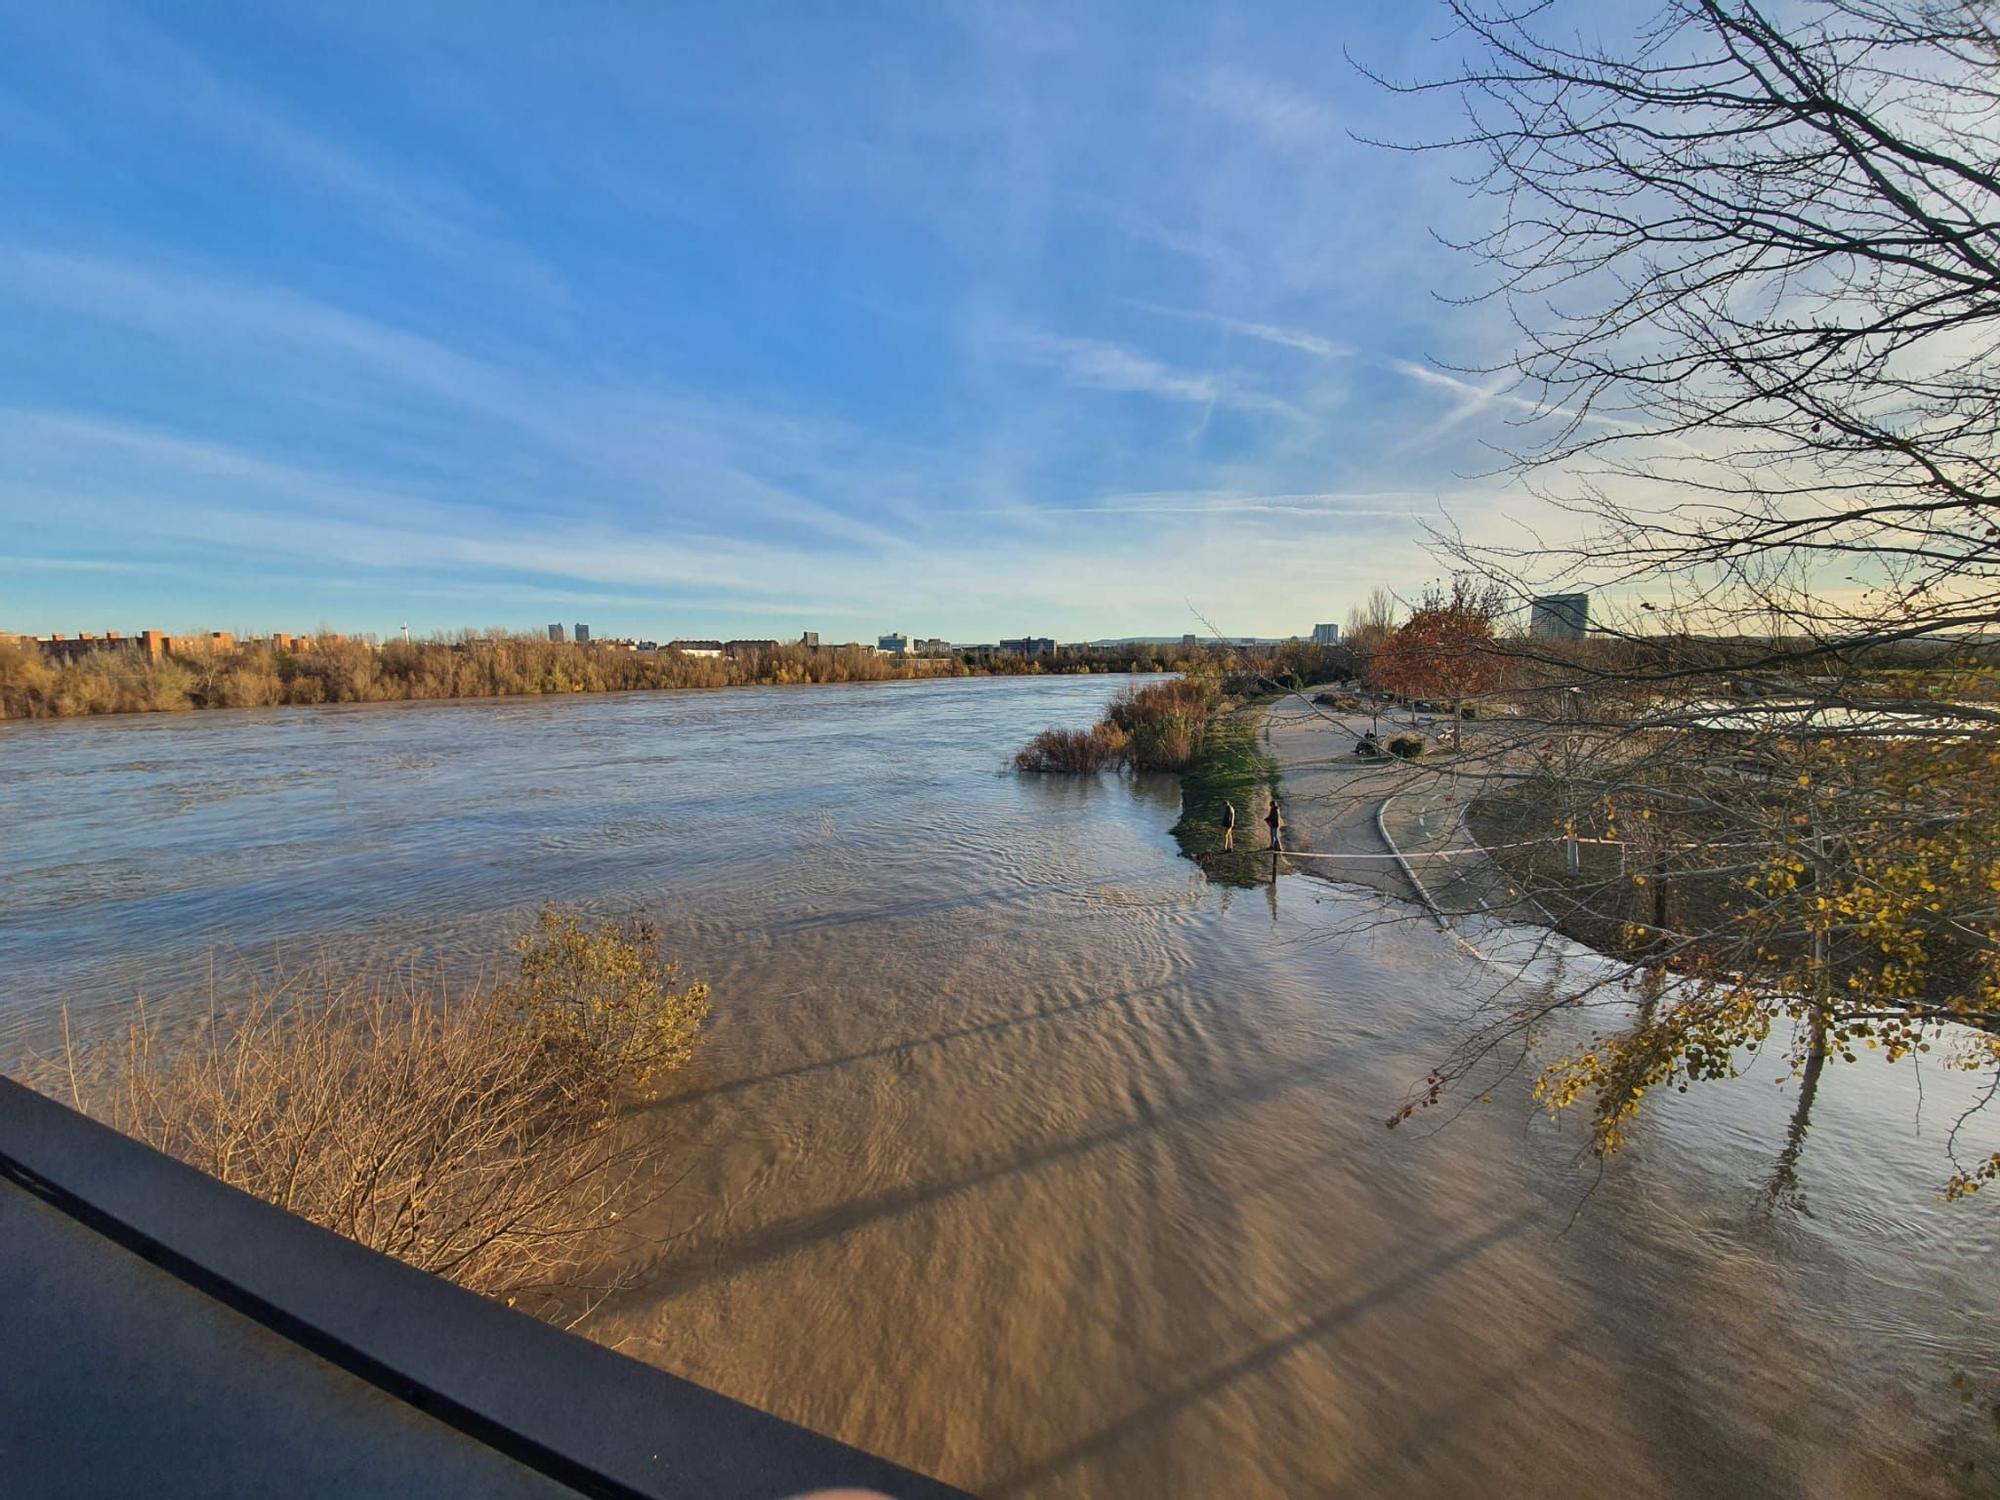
[0,633,1210,721]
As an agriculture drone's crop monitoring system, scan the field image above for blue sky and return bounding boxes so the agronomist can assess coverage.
[0,1,1578,643]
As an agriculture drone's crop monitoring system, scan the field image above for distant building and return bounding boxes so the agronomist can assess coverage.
[36,629,245,663]
[800,631,821,649]
[1181,634,1199,651]
[1529,593,1590,642]
[878,632,909,655]
[668,640,724,657]
[1310,623,1340,647]
[1000,637,1057,658]
[548,623,565,644]
[40,632,127,664]
[722,640,779,658]
[574,623,590,644]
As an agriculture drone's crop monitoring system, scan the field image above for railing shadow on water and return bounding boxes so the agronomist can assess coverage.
[622,1045,1370,1304]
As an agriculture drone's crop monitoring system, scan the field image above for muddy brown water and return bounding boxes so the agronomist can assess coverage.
[2,676,1996,1496]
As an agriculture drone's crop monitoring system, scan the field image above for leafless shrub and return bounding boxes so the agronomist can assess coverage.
[1014,722,1129,772]
[39,912,710,1316]
[1019,676,1228,774]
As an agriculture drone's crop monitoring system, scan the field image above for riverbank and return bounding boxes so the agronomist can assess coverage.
[0,634,1182,723]
[1170,697,1281,887]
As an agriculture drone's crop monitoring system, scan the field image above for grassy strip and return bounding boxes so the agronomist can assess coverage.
[1170,699,1281,888]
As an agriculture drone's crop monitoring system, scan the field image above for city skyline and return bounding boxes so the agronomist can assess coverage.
[0,2,1619,639]
[5,617,1332,650]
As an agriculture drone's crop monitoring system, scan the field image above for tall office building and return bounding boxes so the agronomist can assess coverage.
[574,623,590,644]
[1311,623,1340,647]
[1529,594,1590,642]
[548,623,565,643]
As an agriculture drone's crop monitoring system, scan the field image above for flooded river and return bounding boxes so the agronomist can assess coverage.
[2,676,1996,1496]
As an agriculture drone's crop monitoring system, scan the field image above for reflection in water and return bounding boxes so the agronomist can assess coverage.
[2,677,1997,1496]
[1768,1038,1828,1215]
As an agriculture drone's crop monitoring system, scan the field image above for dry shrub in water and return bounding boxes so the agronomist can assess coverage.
[1104,675,1218,735]
[510,906,711,1105]
[44,909,709,1315]
[1014,721,1128,772]
[1129,717,1196,771]
[1018,675,1225,774]
[1112,677,1221,771]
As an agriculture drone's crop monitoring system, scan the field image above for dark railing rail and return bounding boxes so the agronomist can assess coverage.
[0,1077,970,1500]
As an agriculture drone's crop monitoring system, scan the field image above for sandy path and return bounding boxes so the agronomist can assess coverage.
[1258,692,1547,926]
[1256,694,1435,900]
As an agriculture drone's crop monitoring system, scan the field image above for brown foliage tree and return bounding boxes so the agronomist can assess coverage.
[1371,577,1509,710]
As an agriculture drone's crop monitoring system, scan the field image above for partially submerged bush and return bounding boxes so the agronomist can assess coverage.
[1388,734,1426,759]
[40,907,709,1314]
[1106,676,1219,734]
[511,906,710,1102]
[1015,721,1128,772]
[1126,713,1200,771]
[1019,676,1227,774]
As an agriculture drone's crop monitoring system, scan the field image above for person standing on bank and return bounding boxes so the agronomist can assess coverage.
[1266,796,1284,852]
[1221,798,1237,851]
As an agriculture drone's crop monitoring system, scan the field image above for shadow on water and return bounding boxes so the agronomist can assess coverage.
[990,1211,1541,1496]
[659,977,1183,1110]
[1767,1045,1827,1216]
[630,1045,1366,1302]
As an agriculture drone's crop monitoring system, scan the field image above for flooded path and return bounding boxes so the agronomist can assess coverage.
[2,677,1995,1495]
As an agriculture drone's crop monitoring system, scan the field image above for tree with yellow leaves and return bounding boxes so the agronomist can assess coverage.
[1372,0,2000,1195]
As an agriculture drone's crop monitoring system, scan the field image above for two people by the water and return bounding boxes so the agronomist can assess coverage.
[1220,796,1283,852]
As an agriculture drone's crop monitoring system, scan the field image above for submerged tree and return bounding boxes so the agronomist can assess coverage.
[1366,0,2000,1191]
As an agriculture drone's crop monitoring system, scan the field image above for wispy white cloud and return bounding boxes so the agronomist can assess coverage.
[1130,303,1350,361]
[0,402,1469,638]
[993,328,1301,417]
[1197,66,1340,154]
[0,248,907,552]
[1072,196,1243,271]
[1389,358,1531,447]
[0,406,848,599]
[0,555,179,574]
[1033,489,1427,518]
[1388,359,1632,453]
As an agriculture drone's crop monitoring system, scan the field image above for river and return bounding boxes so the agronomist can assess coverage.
[2,675,1995,1496]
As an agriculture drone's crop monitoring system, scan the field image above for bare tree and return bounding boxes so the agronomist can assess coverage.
[1365,0,2000,691]
[1361,0,2000,1192]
